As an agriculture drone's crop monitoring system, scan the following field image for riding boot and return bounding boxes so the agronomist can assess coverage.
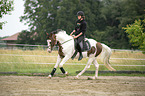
[71,50,78,60]
[78,43,83,61]
[78,51,83,61]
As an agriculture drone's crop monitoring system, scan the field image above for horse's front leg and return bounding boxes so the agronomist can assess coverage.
[75,58,94,79]
[48,55,61,78]
[59,55,70,75]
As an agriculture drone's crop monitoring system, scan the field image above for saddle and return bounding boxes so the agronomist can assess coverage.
[71,38,91,60]
[74,38,91,52]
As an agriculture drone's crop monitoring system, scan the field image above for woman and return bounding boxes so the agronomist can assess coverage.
[70,11,87,61]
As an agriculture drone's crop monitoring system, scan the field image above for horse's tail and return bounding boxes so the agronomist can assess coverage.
[101,43,116,71]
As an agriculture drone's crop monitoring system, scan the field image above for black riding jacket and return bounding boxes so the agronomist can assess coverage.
[74,19,87,43]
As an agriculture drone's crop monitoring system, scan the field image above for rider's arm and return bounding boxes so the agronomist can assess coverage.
[70,30,76,36]
[73,32,83,39]
[74,21,86,38]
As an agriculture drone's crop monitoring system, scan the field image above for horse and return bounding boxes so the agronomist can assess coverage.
[46,29,116,79]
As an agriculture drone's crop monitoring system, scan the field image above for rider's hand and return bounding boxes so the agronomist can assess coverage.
[73,35,78,39]
[70,30,75,36]
[70,33,73,36]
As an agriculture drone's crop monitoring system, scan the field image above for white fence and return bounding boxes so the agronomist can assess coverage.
[0,43,144,67]
[0,43,143,52]
[0,54,145,67]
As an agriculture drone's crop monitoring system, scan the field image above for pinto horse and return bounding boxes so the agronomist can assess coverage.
[46,29,116,79]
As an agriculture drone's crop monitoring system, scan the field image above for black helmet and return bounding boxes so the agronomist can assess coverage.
[77,11,85,16]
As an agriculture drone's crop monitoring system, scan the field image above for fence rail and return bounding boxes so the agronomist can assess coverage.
[0,53,145,67]
[0,43,144,67]
[0,54,145,61]
[0,62,145,66]
[0,43,143,52]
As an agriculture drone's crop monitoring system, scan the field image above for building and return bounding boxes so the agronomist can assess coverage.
[1,32,20,44]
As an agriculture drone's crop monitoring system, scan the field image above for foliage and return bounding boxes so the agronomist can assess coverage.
[20,0,145,49]
[17,30,32,44]
[94,0,145,49]
[0,0,14,29]
[0,36,8,42]
[123,19,145,53]
[17,30,40,44]
[0,36,8,47]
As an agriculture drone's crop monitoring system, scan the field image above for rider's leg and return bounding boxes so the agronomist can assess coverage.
[78,42,83,61]
[71,39,78,60]
[71,49,78,60]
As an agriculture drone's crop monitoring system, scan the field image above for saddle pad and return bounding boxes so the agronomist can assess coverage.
[82,39,91,52]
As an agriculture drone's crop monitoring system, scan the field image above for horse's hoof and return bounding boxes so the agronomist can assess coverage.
[88,77,95,80]
[65,72,69,76]
[74,76,79,79]
[48,75,52,79]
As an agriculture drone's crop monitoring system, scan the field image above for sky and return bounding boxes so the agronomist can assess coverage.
[0,0,29,37]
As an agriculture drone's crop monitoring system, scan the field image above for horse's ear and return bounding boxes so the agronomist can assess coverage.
[56,29,62,33]
[51,31,56,34]
[53,31,57,34]
[46,32,49,35]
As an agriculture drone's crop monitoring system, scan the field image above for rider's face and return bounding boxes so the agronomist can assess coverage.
[78,16,81,20]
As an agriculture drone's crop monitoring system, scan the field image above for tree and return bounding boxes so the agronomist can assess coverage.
[17,30,39,44]
[93,0,145,49]
[20,0,102,44]
[17,30,32,44]
[20,0,145,49]
[20,0,60,44]
[0,0,14,29]
[123,19,145,53]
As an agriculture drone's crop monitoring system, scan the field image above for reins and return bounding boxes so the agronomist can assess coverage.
[61,39,73,45]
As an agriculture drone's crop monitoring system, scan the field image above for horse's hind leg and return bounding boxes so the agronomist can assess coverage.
[93,60,99,79]
[75,58,94,79]
[87,59,99,80]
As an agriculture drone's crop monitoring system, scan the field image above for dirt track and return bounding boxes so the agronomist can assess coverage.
[0,76,145,96]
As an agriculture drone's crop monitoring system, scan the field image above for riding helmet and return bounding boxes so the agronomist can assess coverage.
[77,11,85,16]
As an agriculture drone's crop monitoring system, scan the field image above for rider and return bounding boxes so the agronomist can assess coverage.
[70,11,87,61]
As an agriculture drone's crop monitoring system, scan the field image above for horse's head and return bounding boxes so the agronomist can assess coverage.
[46,29,68,53]
[46,31,57,53]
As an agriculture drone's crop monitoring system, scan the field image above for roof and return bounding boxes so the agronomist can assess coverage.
[1,32,20,41]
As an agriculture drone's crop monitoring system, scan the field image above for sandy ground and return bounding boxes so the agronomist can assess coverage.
[0,76,145,96]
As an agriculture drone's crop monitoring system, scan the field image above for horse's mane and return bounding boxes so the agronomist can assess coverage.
[55,29,73,41]
[56,29,69,36]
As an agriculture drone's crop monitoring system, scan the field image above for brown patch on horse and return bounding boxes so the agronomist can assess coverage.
[87,46,96,57]
[51,34,57,47]
[95,42,102,57]
[57,41,65,59]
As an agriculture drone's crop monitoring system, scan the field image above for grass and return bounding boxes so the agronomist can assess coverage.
[0,49,145,76]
